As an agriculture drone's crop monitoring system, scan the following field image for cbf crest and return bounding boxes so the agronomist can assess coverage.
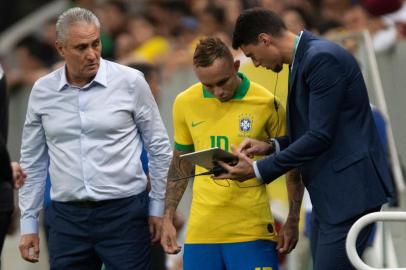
[238,114,253,133]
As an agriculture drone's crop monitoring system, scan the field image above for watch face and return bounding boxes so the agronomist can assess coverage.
[267,138,276,154]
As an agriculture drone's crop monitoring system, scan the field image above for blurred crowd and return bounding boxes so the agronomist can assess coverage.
[1,0,406,97]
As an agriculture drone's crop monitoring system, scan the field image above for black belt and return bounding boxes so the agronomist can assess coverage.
[57,191,147,208]
[61,197,128,208]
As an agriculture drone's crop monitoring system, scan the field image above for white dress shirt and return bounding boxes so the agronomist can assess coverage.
[19,59,172,234]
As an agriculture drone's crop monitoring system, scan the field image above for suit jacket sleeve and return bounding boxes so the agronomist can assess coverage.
[258,53,346,183]
[0,70,8,143]
[0,67,12,186]
[275,135,290,151]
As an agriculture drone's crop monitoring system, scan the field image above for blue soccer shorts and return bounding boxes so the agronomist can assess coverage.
[183,240,279,270]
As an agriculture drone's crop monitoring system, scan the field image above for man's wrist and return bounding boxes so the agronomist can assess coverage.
[149,198,164,217]
[163,208,176,221]
[265,138,276,155]
[266,138,281,154]
[286,215,300,224]
[20,218,39,235]
[252,161,264,183]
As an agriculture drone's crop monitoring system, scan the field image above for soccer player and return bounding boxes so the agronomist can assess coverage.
[161,37,303,270]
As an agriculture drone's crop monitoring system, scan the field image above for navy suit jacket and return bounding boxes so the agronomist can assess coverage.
[0,69,13,212]
[257,31,394,224]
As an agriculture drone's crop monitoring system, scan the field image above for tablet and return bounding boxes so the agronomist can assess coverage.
[179,147,237,170]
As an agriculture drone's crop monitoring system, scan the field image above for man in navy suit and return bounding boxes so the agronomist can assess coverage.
[215,8,395,270]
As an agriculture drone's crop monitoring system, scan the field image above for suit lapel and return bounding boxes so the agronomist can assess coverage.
[287,31,311,136]
[288,31,309,94]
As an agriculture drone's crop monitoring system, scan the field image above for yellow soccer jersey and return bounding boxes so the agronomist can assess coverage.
[173,73,286,243]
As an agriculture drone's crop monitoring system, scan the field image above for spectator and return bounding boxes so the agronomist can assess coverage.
[281,6,316,35]
[8,35,56,90]
[128,62,161,102]
[95,0,129,59]
[126,14,170,63]
[343,4,398,52]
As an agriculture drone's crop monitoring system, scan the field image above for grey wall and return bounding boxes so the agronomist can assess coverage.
[375,43,406,163]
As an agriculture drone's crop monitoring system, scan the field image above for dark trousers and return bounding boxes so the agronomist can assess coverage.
[150,243,166,270]
[46,191,151,270]
[310,207,380,270]
[0,211,12,263]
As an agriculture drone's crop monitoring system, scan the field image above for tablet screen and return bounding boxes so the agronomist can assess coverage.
[179,147,237,170]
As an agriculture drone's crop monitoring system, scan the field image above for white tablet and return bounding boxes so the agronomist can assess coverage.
[179,147,237,170]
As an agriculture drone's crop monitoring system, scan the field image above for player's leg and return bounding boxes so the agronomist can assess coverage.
[183,243,226,270]
[222,240,279,270]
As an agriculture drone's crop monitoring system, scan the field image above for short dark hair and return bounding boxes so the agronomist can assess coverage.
[232,8,287,49]
[128,62,157,82]
[193,37,233,68]
[16,35,58,67]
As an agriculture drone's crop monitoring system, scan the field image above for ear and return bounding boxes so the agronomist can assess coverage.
[55,41,65,58]
[258,33,273,46]
[234,60,240,71]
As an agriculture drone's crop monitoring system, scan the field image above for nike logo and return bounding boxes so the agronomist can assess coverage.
[191,121,206,127]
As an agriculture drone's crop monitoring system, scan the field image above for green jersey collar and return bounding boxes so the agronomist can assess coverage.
[202,72,250,100]
[290,31,302,72]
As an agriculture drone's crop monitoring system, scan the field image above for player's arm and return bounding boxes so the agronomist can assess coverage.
[161,148,193,254]
[266,99,304,253]
[269,99,304,226]
[286,169,304,221]
[277,168,304,254]
[164,149,193,218]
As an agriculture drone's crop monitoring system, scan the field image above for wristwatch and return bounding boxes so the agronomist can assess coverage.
[266,138,276,155]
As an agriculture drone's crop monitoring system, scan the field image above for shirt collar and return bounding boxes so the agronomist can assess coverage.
[57,58,108,91]
[291,31,303,72]
[202,72,250,100]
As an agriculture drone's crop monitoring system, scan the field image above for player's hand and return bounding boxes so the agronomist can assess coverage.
[238,138,273,156]
[149,216,163,243]
[19,234,40,263]
[276,216,299,254]
[161,217,181,254]
[11,162,27,189]
[213,145,255,182]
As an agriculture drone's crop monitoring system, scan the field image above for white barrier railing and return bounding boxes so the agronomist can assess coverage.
[346,211,406,270]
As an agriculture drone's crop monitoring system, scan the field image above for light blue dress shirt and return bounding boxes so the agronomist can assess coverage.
[19,59,172,234]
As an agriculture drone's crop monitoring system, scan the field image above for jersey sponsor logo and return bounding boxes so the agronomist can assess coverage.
[191,120,206,127]
[239,114,253,133]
